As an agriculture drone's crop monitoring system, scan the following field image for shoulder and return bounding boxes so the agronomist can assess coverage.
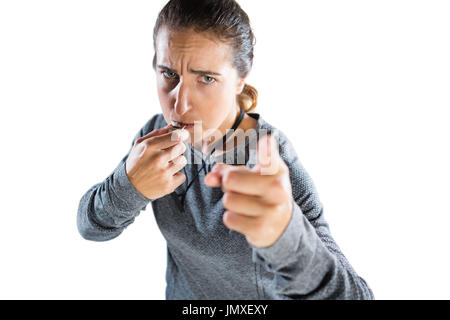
[248,113,298,166]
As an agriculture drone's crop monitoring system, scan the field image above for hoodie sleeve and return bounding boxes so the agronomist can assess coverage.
[249,131,374,300]
[76,114,163,242]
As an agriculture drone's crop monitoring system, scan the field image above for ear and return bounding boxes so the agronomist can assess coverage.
[236,77,247,95]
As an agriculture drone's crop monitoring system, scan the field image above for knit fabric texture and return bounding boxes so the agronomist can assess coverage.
[77,113,374,300]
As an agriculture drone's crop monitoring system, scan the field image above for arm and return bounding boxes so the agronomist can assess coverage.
[76,116,160,242]
[250,134,374,300]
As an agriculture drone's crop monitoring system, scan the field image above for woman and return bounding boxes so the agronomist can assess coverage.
[77,0,374,300]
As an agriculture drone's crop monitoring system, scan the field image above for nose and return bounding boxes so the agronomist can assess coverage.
[173,79,191,117]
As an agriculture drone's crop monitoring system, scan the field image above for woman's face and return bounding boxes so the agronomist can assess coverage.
[154,26,246,146]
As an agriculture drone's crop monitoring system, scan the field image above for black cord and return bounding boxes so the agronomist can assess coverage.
[178,109,246,205]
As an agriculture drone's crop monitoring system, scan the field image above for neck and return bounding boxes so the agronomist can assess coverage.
[200,105,241,154]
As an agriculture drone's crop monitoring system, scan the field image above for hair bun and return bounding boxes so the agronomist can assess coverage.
[238,83,258,112]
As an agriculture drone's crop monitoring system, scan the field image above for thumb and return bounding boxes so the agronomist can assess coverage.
[253,134,281,175]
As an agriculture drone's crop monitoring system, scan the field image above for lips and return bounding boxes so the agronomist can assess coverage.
[171,120,194,128]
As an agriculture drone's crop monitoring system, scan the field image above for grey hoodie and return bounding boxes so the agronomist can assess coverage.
[77,112,374,300]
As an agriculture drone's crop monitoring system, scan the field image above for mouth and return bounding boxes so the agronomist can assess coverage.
[171,120,195,129]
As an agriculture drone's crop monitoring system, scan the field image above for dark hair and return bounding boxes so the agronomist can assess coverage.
[152,0,258,112]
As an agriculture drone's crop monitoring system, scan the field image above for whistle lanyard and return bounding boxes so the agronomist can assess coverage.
[177,108,246,205]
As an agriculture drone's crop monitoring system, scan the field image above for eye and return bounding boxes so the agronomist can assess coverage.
[201,75,216,84]
[162,71,178,79]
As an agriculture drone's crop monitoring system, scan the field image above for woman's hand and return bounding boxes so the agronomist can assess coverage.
[204,135,294,248]
[125,125,190,201]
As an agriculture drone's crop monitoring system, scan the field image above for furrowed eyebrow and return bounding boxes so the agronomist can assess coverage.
[189,69,222,76]
[157,65,222,76]
[157,65,177,73]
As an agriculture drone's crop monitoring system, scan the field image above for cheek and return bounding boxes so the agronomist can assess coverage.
[156,85,170,108]
[156,84,174,123]
[206,82,236,106]
[198,87,232,117]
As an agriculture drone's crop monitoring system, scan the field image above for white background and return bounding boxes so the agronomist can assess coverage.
[0,0,449,299]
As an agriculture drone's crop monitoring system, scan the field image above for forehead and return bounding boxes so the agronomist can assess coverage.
[155,26,233,69]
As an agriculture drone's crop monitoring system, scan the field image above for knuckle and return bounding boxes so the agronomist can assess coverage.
[178,174,187,186]
[145,137,154,145]
[161,179,172,194]
[153,154,166,167]
[180,142,187,153]
[222,192,232,207]
[174,142,186,156]
[176,172,186,184]
[269,179,283,192]
[222,171,234,187]
[267,203,282,215]
[139,141,149,153]
[147,136,160,146]
[168,144,179,158]
[161,169,172,180]
[178,155,187,166]
[223,211,234,226]
[143,139,154,150]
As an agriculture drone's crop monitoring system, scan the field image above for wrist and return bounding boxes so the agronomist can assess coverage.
[112,163,151,210]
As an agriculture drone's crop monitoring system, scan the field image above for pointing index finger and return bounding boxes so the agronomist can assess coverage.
[217,165,279,196]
